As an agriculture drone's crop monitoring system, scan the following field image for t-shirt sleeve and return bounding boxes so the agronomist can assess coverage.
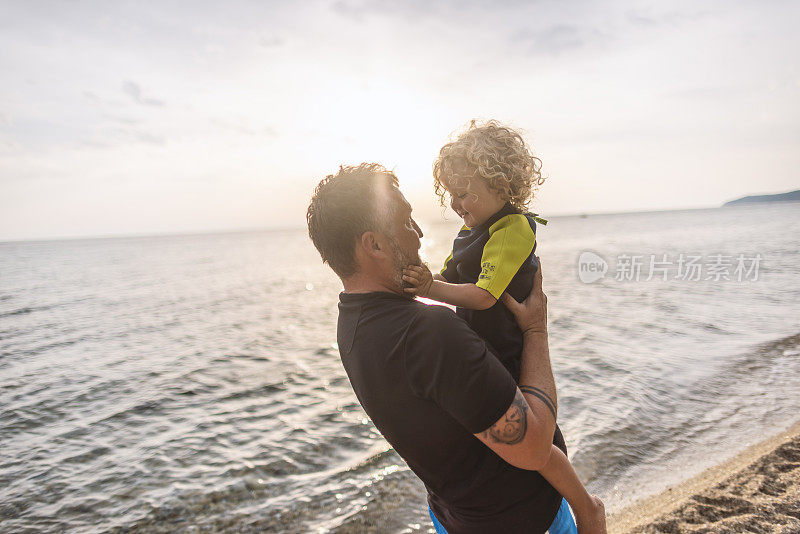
[475,214,536,300]
[403,305,518,434]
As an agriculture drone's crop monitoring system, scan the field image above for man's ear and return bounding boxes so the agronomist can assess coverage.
[360,231,384,258]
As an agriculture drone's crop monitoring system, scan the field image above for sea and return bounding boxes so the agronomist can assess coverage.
[1,202,799,533]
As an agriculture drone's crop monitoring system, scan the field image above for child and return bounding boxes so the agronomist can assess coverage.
[403,120,605,533]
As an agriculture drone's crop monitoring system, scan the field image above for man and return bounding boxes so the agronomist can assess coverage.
[307,163,594,533]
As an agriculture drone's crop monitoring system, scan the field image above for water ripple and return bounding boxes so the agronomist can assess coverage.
[1,208,799,531]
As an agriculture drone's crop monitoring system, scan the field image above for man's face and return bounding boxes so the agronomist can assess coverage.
[385,190,422,289]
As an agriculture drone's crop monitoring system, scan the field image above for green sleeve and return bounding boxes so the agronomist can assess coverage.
[475,215,536,300]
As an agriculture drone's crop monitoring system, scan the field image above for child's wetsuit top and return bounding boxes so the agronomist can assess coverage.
[440,202,544,381]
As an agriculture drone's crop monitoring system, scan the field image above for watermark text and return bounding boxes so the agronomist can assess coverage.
[577,252,762,283]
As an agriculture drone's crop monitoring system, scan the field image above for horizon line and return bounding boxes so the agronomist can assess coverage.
[0,202,757,245]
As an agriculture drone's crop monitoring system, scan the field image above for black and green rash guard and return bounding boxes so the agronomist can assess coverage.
[440,202,544,382]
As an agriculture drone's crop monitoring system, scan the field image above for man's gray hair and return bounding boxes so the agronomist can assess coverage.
[307,163,399,278]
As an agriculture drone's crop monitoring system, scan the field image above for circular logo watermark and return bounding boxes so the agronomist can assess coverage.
[577,251,608,283]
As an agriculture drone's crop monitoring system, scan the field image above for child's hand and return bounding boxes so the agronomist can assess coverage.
[402,264,434,297]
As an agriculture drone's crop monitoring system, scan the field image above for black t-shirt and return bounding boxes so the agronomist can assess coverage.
[337,291,566,533]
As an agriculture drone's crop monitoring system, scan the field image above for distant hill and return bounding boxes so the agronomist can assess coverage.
[723,189,800,207]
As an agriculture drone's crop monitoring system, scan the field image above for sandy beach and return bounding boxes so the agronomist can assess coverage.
[609,421,800,533]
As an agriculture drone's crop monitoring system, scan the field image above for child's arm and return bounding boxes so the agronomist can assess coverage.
[539,445,606,533]
[403,264,497,310]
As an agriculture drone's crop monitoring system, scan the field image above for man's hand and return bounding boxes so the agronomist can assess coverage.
[500,257,547,336]
[402,264,434,297]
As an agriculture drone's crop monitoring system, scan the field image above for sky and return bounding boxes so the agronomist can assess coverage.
[1,0,798,241]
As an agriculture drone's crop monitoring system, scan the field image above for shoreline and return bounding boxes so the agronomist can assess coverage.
[608,420,800,533]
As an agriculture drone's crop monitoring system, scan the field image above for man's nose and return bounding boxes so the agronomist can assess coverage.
[411,218,423,238]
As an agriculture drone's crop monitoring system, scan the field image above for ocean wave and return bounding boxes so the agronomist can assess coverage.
[217,382,285,402]
[0,305,53,318]
[2,210,798,533]
[568,328,800,506]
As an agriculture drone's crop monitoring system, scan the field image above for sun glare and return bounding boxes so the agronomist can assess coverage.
[317,81,449,181]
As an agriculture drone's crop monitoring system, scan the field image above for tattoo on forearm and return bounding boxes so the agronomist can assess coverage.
[483,390,528,445]
[519,385,557,421]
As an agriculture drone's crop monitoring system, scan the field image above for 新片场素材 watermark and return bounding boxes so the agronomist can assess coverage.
[577,252,762,283]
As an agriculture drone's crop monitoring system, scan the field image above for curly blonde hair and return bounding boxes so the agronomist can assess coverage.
[433,120,545,211]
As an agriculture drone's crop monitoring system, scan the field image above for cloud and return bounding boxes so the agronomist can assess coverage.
[626,10,658,27]
[79,139,111,149]
[210,117,277,138]
[134,131,165,145]
[330,0,445,21]
[122,80,164,106]
[102,114,141,126]
[259,36,284,48]
[79,125,165,150]
[513,24,608,56]
[0,133,20,153]
[331,0,533,21]
[626,7,707,28]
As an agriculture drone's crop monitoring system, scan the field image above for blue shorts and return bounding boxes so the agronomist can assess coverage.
[428,498,578,534]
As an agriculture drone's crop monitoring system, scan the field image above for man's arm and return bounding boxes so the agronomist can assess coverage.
[472,259,557,470]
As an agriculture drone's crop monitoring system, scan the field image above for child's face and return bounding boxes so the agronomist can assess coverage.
[446,177,507,228]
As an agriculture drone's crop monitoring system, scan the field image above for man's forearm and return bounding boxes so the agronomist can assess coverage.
[477,330,557,471]
[519,331,557,410]
[518,331,557,441]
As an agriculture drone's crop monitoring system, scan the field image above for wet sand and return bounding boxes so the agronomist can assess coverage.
[609,421,800,533]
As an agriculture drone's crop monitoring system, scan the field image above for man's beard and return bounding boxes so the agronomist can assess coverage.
[388,235,421,297]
